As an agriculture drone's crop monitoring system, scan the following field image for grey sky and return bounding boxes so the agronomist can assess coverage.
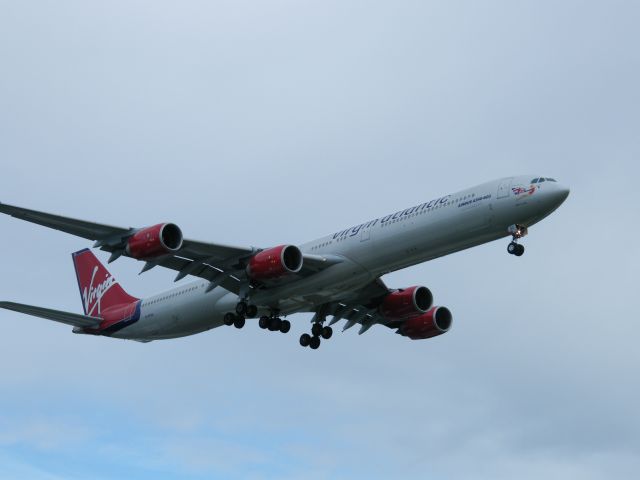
[0,1,638,479]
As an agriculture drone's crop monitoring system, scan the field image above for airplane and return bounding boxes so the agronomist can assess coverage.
[0,175,569,349]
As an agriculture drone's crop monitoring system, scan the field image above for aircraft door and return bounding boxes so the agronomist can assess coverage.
[497,178,513,199]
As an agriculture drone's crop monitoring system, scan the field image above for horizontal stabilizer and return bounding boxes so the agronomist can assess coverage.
[0,301,102,328]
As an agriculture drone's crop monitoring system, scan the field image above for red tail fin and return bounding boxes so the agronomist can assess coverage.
[71,249,138,317]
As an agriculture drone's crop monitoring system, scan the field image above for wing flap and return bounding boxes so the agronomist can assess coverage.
[0,301,102,328]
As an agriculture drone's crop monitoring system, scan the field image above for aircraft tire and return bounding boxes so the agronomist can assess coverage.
[309,336,321,350]
[246,305,258,318]
[321,326,333,339]
[269,317,282,331]
[223,313,235,326]
[300,333,311,347]
[234,316,246,329]
[235,301,248,316]
[280,320,291,333]
[259,316,270,329]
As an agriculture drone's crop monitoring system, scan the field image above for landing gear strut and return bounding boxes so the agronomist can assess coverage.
[507,224,527,257]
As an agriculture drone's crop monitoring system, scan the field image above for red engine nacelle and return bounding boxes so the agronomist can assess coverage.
[247,245,303,282]
[379,286,433,321]
[126,223,183,259]
[400,306,452,340]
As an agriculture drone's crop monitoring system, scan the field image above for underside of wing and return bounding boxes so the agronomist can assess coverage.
[0,301,102,328]
[307,279,448,340]
[307,278,392,334]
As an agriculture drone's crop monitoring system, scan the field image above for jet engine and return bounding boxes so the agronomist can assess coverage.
[126,223,183,259]
[380,286,433,321]
[247,245,303,282]
[400,306,452,340]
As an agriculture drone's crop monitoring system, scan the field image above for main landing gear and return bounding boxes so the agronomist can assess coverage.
[299,322,333,350]
[258,312,291,334]
[223,312,246,329]
[235,301,258,318]
[507,224,528,257]
[223,300,258,329]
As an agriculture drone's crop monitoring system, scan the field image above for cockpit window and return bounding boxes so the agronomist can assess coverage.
[538,178,546,183]
[546,178,557,182]
[531,178,539,184]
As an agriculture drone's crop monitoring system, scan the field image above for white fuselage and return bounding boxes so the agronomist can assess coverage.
[114,175,569,340]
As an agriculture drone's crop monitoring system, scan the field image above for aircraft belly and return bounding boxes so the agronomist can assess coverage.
[251,258,374,312]
[113,288,233,340]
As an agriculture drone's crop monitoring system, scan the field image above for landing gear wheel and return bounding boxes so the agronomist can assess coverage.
[269,317,282,331]
[246,305,258,318]
[235,301,248,316]
[233,316,245,329]
[515,244,525,256]
[311,323,323,337]
[258,316,270,329]
[507,242,518,255]
[321,326,333,339]
[280,319,291,334]
[223,313,235,326]
[299,333,311,347]
[309,336,321,350]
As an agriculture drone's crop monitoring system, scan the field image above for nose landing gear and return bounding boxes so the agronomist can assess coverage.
[508,242,525,256]
[507,224,528,257]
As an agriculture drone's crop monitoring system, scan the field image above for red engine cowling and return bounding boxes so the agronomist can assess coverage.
[400,306,452,340]
[380,286,433,321]
[247,245,303,282]
[126,223,183,259]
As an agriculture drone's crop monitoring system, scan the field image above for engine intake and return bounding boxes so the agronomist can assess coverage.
[247,245,303,282]
[126,223,183,259]
[400,306,452,340]
[380,286,433,321]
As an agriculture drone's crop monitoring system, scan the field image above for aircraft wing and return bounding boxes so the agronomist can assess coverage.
[313,278,395,335]
[0,301,102,328]
[0,201,340,295]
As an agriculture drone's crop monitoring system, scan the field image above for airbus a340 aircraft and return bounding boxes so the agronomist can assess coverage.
[0,175,569,349]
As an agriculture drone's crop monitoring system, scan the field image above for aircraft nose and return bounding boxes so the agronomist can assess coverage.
[551,183,570,206]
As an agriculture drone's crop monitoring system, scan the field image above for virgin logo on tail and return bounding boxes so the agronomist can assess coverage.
[82,266,117,316]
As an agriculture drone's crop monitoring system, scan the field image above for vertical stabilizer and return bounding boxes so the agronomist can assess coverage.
[71,249,138,317]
